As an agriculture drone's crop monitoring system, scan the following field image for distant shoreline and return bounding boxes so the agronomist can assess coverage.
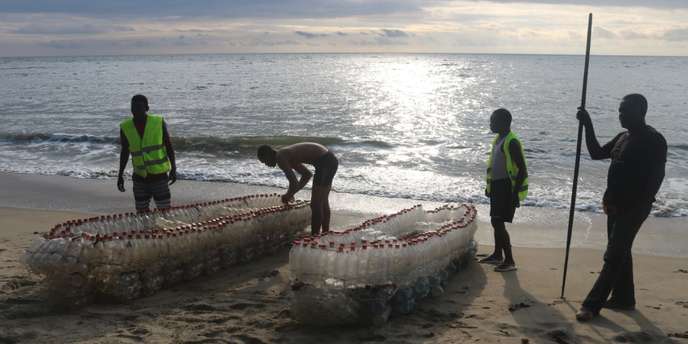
[3,52,688,59]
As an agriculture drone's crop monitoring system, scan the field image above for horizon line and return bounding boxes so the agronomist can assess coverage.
[2,51,688,59]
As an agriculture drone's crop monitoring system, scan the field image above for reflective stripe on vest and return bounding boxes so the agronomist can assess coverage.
[130,144,165,157]
[120,115,171,178]
[485,131,529,201]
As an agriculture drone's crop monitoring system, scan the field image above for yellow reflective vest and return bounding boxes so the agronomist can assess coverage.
[120,115,171,178]
[486,131,529,201]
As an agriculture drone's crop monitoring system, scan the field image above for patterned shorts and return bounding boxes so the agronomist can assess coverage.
[133,177,171,211]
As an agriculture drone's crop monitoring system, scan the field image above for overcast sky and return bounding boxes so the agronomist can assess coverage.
[1,0,687,56]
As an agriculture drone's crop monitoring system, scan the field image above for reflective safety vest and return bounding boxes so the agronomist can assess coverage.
[486,131,529,201]
[120,115,171,178]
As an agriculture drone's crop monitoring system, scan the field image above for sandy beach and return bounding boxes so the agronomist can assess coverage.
[1,172,687,343]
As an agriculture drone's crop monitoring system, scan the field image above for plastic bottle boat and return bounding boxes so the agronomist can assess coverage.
[22,193,311,305]
[289,203,478,325]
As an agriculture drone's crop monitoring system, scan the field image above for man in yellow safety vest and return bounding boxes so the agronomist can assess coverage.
[479,108,528,272]
[117,94,177,212]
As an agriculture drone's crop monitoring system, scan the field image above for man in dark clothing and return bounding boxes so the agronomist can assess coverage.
[117,95,177,212]
[575,94,667,321]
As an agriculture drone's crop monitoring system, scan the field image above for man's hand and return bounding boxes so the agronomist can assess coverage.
[281,193,294,204]
[576,107,592,127]
[603,201,619,215]
[169,169,177,186]
[117,175,125,192]
[512,192,520,208]
[603,203,617,215]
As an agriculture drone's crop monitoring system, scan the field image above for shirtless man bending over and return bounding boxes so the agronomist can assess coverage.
[257,142,339,236]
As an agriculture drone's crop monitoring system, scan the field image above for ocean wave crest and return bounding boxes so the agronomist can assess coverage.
[3,166,685,218]
[0,132,393,156]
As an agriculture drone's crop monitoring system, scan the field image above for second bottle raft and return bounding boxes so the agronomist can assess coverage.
[22,194,311,304]
[289,204,478,325]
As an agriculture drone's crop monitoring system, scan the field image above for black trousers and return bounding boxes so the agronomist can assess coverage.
[582,202,652,313]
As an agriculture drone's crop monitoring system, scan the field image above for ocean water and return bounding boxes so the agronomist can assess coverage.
[0,54,686,217]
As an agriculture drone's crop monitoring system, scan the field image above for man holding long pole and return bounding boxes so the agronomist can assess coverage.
[575,94,667,321]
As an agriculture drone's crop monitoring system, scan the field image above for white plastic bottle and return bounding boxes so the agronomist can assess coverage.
[347,243,362,287]
[289,241,303,280]
[357,243,370,286]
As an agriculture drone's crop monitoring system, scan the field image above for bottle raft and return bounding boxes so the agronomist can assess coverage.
[289,204,478,326]
[22,193,311,304]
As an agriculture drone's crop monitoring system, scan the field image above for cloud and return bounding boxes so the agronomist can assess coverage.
[39,37,149,50]
[350,30,413,46]
[294,31,329,39]
[294,29,408,41]
[379,29,409,38]
[35,34,218,51]
[2,0,688,56]
[0,0,423,19]
[469,0,688,8]
[12,23,134,35]
[172,35,196,46]
[41,40,86,49]
[351,38,410,46]
[620,30,653,40]
[22,31,308,55]
[594,26,617,39]
[663,28,688,41]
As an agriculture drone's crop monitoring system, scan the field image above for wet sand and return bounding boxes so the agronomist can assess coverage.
[1,172,687,343]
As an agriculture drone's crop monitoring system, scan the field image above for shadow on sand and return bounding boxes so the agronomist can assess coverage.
[2,249,488,344]
[541,279,675,343]
[500,271,589,343]
[590,306,678,343]
[278,259,488,344]
[1,249,303,343]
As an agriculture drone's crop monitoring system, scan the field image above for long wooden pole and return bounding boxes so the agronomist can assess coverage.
[561,13,593,299]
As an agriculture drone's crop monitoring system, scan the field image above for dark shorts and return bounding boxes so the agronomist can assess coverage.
[490,179,516,223]
[133,176,171,211]
[313,151,338,187]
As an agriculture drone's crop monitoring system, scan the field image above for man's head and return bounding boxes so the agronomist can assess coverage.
[257,145,277,167]
[131,94,149,118]
[490,108,512,134]
[619,93,647,130]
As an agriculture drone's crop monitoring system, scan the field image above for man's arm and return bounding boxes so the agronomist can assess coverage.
[277,156,312,201]
[577,108,610,160]
[645,138,667,203]
[117,129,129,192]
[646,163,666,203]
[509,140,528,202]
[291,163,313,194]
[162,121,177,185]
